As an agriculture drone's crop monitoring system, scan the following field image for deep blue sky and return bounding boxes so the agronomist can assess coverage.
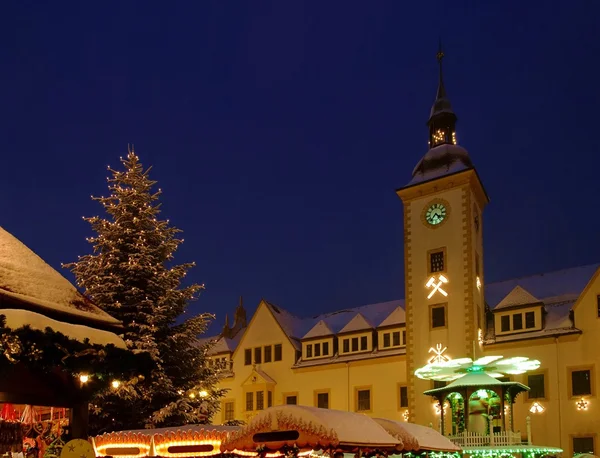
[1,1,599,334]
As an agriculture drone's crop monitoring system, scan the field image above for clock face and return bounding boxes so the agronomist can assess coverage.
[425,203,447,225]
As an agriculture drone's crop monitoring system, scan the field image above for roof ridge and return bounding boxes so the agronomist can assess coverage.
[487,262,600,286]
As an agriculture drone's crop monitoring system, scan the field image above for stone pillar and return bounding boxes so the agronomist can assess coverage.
[526,416,532,445]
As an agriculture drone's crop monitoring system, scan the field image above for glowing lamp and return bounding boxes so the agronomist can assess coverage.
[199,390,208,398]
[112,380,121,389]
[79,374,90,384]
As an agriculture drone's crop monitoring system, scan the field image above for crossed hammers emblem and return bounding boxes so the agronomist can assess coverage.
[426,274,449,299]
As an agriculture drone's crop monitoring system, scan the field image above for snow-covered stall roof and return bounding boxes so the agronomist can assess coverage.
[221,405,402,452]
[0,227,121,328]
[1,308,126,348]
[372,418,461,452]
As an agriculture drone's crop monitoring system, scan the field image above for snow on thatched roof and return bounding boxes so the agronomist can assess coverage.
[0,227,120,328]
[1,308,126,348]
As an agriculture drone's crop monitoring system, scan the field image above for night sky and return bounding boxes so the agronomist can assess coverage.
[2,1,599,334]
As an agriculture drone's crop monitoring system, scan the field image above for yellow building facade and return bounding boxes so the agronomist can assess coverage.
[203,55,600,457]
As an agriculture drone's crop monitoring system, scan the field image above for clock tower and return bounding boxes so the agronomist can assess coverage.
[396,46,489,425]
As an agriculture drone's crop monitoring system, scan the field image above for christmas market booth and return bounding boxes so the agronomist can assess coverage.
[0,227,144,454]
[220,405,461,457]
[415,355,563,458]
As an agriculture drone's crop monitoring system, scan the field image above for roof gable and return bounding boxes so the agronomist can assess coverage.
[241,367,276,386]
[494,285,542,311]
[378,306,406,327]
[339,313,373,333]
[302,320,334,339]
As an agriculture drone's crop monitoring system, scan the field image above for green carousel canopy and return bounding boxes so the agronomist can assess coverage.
[423,372,529,398]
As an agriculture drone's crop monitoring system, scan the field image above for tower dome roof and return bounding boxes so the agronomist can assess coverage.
[409,143,473,185]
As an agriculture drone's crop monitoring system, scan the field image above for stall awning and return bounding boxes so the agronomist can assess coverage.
[221,405,402,453]
[372,418,461,452]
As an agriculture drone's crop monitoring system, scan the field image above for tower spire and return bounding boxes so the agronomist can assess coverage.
[428,40,458,148]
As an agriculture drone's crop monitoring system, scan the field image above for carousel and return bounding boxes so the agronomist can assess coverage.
[92,404,461,458]
[415,355,563,458]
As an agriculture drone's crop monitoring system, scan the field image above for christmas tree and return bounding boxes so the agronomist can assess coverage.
[65,146,225,433]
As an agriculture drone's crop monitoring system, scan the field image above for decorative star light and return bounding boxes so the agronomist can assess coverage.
[426,274,449,299]
[576,398,588,411]
[530,402,544,414]
[428,343,450,364]
[402,410,409,421]
[415,355,541,382]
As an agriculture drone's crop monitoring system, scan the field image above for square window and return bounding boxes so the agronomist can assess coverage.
[383,333,391,348]
[256,391,264,410]
[357,389,371,411]
[392,331,401,346]
[244,349,252,366]
[573,437,595,455]
[314,343,321,357]
[431,305,446,328]
[285,395,297,405]
[317,392,329,409]
[306,344,312,358]
[525,311,535,329]
[343,338,350,353]
[264,345,272,363]
[399,386,408,408]
[267,391,273,408]
[322,341,329,356]
[274,344,282,361]
[254,347,262,364]
[572,369,592,396]
[527,374,545,399]
[245,392,253,411]
[360,335,368,350]
[501,315,510,332]
[224,401,234,421]
[430,251,445,273]
[351,337,359,352]
[513,314,523,330]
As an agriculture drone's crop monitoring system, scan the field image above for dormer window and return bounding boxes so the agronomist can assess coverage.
[379,328,406,349]
[303,339,333,360]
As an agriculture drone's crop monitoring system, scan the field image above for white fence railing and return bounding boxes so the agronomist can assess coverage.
[449,430,523,447]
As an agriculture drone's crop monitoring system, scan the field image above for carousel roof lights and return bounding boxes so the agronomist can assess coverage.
[415,354,540,381]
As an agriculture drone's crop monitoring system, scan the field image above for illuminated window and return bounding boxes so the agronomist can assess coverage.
[254,347,262,364]
[399,386,408,408]
[316,392,329,409]
[343,338,350,353]
[572,369,592,396]
[274,344,282,361]
[431,304,446,328]
[264,345,272,363]
[322,341,329,355]
[351,337,359,352]
[360,336,368,351]
[356,389,371,411]
[573,437,595,455]
[244,349,252,366]
[501,315,510,332]
[285,395,297,405]
[525,311,535,329]
[383,333,391,348]
[314,343,321,357]
[245,392,253,411]
[306,344,312,358]
[430,251,445,273]
[224,401,234,421]
[393,331,401,346]
[528,374,545,399]
[513,314,523,330]
[256,391,264,410]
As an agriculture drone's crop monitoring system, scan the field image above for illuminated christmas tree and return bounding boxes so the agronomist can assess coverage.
[65,147,225,433]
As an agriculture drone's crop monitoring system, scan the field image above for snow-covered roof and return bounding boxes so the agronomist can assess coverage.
[1,308,126,348]
[485,264,599,309]
[406,144,473,187]
[338,313,373,334]
[303,320,334,339]
[0,226,121,327]
[494,285,542,311]
[373,418,461,452]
